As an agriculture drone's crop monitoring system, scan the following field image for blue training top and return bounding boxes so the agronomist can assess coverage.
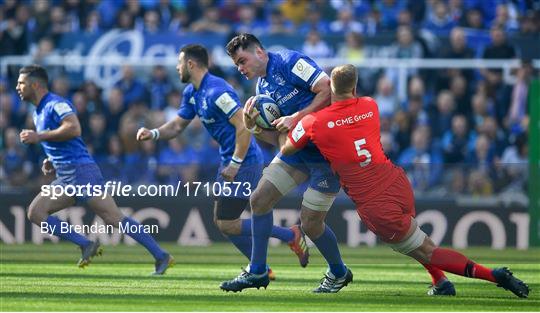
[33,92,94,166]
[177,72,261,165]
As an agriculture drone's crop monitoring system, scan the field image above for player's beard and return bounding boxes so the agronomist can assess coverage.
[180,64,190,83]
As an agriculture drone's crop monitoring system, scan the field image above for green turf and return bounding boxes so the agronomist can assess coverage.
[1,243,538,311]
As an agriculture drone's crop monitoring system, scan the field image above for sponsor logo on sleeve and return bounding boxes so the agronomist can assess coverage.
[53,102,72,116]
[292,121,305,142]
[291,59,316,82]
[215,93,236,114]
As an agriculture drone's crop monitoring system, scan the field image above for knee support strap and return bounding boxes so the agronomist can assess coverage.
[301,187,336,212]
[388,225,427,254]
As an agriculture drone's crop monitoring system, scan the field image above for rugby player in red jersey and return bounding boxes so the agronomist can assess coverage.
[281,64,529,298]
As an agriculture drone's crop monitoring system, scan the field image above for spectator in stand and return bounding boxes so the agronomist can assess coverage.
[280,0,308,26]
[30,0,52,42]
[85,112,108,158]
[302,30,332,59]
[380,131,399,162]
[398,125,443,191]
[148,65,173,111]
[439,27,475,84]
[499,132,528,192]
[375,0,405,30]
[519,10,539,35]
[461,8,484,29]
[156,0,174,30]
[128,139,159,184]
[234,5,267,36]
[124,0,145,30]
[449,74,472,116]
[267,8,295,35]
[0,5,29,56]
[470,92,493,132]
[336,32,364,63]
[429,90,456,139]
[481,26,516,124]
[1,127,33,187]
[51,75,70,99]
[465,134,496,185]
[141,10,161,34]
[448,0,464,23]
[329,10,363,34]
[219,0,240,24]
[81,81,104,113]
[83,10,101,34]
[190,6,230,34]
[467,169,494,196]
[392,25,422,59]
[32,37,56,64]
[374,76,399,117]
[479,116,508,157]
[297,7,330,35]
[98,135,127,183]
[71,91,90,135]
[114,65,148,107]
[168,8,190,33]
[48,5,71,44]
[116,9,135,30]
[422,0,457,35]
[490,3,519,32]
[441,114,472,164]
[157,136,199,184]
[506,60,533,134]
[105,87,126,134]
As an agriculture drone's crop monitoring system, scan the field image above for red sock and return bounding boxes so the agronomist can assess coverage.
[430,248,496,283]
[422,263,447,285]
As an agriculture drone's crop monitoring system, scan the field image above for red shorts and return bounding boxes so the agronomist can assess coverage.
[355,170,415,243]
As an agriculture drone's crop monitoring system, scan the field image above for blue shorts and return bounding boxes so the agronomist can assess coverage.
[52,163,104,204]
[215,161,263,199]
[277,147,340,194]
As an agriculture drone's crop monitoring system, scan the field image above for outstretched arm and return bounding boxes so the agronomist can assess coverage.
[136,116,192,141]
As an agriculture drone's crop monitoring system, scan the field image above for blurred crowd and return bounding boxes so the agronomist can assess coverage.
[1,0,538,197]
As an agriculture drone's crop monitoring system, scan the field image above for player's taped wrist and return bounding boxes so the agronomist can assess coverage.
[230,156,243,168]
[246,124,262,135]
[150,128,160,140]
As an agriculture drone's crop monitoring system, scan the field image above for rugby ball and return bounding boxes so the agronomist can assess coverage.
[252,94,281,129]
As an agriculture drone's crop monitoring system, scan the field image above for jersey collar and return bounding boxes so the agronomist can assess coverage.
[36,92,51,112]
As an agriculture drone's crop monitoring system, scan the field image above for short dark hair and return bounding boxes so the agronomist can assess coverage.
[225,33,263,56]
[19,64,49,86]
[180,44,208,68]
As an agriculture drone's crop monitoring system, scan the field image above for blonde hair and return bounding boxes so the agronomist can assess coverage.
[330,64,357,96]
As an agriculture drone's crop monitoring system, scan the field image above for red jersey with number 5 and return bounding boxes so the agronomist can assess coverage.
[288,96,401,205]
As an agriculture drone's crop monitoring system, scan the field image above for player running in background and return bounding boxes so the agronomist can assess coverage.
[17,65,173,275]
[220,33,350,293]
[281,64,529,298]
[136,44,307,279]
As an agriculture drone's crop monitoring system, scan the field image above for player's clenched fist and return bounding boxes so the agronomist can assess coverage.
[20,129,40,144]
[41,158,55,176]
[136,127,152,141]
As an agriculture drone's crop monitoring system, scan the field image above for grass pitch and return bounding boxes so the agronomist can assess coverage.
[1,243,538,311]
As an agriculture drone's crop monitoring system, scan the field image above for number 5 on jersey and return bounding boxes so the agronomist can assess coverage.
[354,138,372,167]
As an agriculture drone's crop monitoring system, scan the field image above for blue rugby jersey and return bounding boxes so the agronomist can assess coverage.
[32,92,94,166]
[177,73,261,165]
[256,50,328,116]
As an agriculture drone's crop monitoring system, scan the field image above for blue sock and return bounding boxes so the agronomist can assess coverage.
[249,211,273,274]
[228,235,252,259]
[45,216,91,247]
[311,224,347,278]
[120,217,167,260]
[240,219,294,242]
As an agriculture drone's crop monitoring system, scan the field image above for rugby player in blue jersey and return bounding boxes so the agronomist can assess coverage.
[17,65,173,275]
[136,44,308,280]
[220,34,351,293]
